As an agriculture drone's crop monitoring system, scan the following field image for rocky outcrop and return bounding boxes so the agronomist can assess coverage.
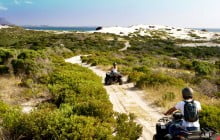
[96,26,103,31]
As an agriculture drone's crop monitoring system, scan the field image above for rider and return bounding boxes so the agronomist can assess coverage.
[164,87,202,132]
[111,62,118,74]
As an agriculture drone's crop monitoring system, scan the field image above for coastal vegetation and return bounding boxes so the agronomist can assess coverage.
[0,27,142,139]
[80,33,220,131]
[0,26,219,139]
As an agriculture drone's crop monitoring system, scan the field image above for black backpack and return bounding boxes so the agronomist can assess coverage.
[184,100,199,122]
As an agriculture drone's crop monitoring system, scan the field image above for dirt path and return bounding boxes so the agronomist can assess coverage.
[21,98,49,113]
[0,76,50,113]
[119,41,131,51]
[65,56,163,140]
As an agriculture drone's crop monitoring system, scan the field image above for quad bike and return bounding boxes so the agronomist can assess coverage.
[105,72,123,85]
[153,112,219,140]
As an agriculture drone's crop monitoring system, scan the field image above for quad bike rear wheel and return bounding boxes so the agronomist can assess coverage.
[119,78,123,85]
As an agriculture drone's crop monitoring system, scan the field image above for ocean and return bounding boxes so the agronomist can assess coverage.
[22,26,220,33]
[192,28,220,33]
[22,26,97,32]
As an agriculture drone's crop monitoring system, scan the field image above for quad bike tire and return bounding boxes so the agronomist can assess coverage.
[119,79,123,85]
[153,134,161,140]
[105,77,112,85]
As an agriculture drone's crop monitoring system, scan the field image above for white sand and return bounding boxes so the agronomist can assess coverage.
[92,25,220,41]
[0,25,10,29]
[178,42,220,47]
[21,98,49,113]
[119,41,131,51]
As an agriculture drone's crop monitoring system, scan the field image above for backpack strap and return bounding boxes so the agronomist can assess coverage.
[184,100,194,104]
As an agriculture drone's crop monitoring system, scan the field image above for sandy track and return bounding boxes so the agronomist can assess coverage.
[119,41,131,51]
[65,56,163,140]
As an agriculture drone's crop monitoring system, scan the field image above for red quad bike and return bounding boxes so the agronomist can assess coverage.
[105,72,123,85]
[153,112,219,140]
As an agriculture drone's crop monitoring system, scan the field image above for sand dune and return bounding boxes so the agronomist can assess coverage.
[0,25,9,29]
[93,25,220,41]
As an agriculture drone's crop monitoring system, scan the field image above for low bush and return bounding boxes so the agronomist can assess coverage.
[214,92,220,98]
[136,72,185,88]
[162,92,176,101]
[0,65,9,74]
[11,50,50,81]
[128,66,151,83]
[0,107,113,139]
[17,50,41,59]
[11,59,39,75]
[115,113,143,140]
[192,61,214,76]
[128,71,145,83]
[72,100,113,121]
[0,48,13,64]
[200,105,220,132]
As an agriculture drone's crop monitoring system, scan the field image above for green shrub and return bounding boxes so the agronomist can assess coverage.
[0,65,9,74]
[0,48,13,64]
[215,61,220,69]
[179,59,193,70]
[128,66,151,82]
[200,105,220,132]
[11,59,39,75]
[214,92,220,98]
[0,101,11,116]
[188,33,201,39]
[115,113,143,140]
[20,78,34,88]
[0,102,23,138]
[0,103,141,140]
[72,100,113,121]
[11,50,44,76]
[17,50,41,59]
[193,61,214,76]
[81,56,89,63]
[136,73,185,88]
[162,92,176,101]
[133,66,151,73]
[128,71,145,83]
[1,108,113,140]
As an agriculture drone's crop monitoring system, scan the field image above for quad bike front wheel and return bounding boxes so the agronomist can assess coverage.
[153,134,158,140]
[119,78,123,85]
[105,77,112,85]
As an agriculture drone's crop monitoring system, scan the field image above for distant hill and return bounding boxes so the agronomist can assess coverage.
[0,17,11,25]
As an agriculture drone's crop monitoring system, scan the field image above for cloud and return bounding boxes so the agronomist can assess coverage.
[0,4,8,11]
[25,1,33,4]
[14,0,33,5]
[14,0,19,5]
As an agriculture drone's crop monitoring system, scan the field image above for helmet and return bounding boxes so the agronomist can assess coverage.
[113,62,117,66]
[173,112,183,121]
[182,87,193,99]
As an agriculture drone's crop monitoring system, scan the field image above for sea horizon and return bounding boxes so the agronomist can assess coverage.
[21,26,98,32]
[21,25,220,32]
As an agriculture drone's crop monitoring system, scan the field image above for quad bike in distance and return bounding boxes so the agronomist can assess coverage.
[105,72,123,85]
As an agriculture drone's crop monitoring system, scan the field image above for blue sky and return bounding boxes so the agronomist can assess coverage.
[0,0,219,27]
